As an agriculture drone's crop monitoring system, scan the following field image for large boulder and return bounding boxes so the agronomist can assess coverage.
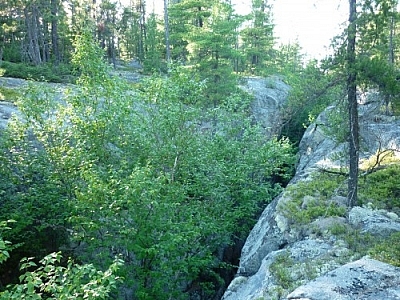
[241,76,289,138]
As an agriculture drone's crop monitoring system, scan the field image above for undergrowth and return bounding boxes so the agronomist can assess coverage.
[279,172,347,225]
[359,164,400,213]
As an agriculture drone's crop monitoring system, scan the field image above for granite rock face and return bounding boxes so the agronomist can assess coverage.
[241,76,290,138]
[287,258,400,300]
[222,97,400,300]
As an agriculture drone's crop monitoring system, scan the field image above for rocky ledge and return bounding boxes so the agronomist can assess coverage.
[222,96,400,300]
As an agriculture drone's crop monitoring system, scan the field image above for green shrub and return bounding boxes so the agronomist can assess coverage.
[359,164,400,212]
[269,251,294,290]
[0,61,74,83]
[0,31,296,299]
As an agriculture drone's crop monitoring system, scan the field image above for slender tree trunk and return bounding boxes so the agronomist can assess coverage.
[385,11,395,114]
[347,0,359,208]
[164,0,171,63]
[51,0,60,65]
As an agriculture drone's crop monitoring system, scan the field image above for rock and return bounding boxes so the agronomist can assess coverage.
[309,216,348,236]
[287,257,400,300]
[296,105,346,177]
[236,195,289,276]
[223,239,335,300]
[0,77,28,88]
[0,101,19,130]
[241,76,289,138]
[349,206,400,237]
[222,94,400,300]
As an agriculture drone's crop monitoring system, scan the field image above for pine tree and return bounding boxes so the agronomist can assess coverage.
[240,0,275,75]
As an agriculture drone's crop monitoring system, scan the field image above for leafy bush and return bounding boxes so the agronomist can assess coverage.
[0,30,295,299]
[0,241,123,299]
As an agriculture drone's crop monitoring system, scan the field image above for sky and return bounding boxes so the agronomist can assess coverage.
[236,0,348,59]
[129,0,349,60]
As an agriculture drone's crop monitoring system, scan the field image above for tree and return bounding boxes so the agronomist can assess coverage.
[356,0,400,114]
[164,0,171,63]
[168,0,243,106]
[347,0,359,207]
[240,0,275,75]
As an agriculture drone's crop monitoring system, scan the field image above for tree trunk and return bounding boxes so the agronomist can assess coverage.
[385,11,395,114]
[24,4,42,65]
[164,0,171,63]
[51,0,60,65]
[347,0,359,208]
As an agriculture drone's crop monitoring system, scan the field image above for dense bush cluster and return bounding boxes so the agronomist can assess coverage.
[0,32,295,299]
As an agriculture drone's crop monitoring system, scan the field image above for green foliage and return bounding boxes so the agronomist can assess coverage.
[239,0,275,75]
[269,252,294,290]
[0,87,20,102]
[359,164,400,212]
[142,13,166,73]
[0,31,295,299]
[369,232,400,267]
[280,59,345,144]
[267,250,324,298]
[356,56,400,114]
[0,252,123,299]
[0,61,74,83]
[280,172,347,226]
[168,0,243,106]
[322,100,349,144]
[0,220,18,265]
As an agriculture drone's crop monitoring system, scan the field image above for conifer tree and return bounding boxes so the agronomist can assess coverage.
[240,0,275,75]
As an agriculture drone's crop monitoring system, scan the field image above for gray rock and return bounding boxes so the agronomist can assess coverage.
[222,250,285,300]
[237,195,289,276]
[287,257,400,300]
[0,77,28,88]
[0,101,19,130]
[349,206,400,237]
[242,76,289,138]
[223,239,334,300]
